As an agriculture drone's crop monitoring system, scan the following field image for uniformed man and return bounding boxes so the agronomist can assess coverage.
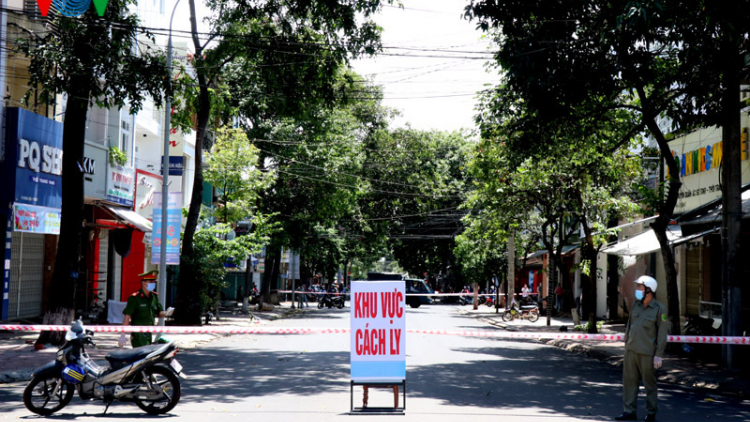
[118,270,174,348]
[615,275,670,422]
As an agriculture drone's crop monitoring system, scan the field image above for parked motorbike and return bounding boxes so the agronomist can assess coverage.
[682,315,721,359]
[23,320,185,416]
[501,303,540,322]
[317,294,345,309]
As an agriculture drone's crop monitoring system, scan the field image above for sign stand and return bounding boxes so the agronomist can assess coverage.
[349,380,406,414]
[349,280,407,415]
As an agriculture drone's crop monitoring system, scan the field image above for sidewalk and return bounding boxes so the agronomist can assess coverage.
[460,306,750,399]
[0,305,298,384]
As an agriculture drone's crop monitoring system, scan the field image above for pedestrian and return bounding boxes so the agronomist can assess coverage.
[555,283,565,313]
[297,284,309,308]
[615,275,669,422]
[119,270,174,348]
[522,284,530,305]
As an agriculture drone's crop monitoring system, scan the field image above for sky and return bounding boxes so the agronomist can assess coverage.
[167,0,498,134]
[351,1,499,133]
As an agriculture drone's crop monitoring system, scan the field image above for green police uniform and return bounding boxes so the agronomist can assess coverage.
[122,290,164,348]
[622,298,669,416]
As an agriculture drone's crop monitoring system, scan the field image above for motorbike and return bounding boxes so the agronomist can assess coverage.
[317,293,345,309]
[23,319,185,416]
[501,303,540,322]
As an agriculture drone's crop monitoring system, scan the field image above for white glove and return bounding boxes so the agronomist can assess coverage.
[117,333,128,348]
[165,307,175,317]
[653,356,663,369]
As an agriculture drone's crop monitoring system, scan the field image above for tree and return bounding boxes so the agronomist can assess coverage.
[18,0,167,343]
[203,127,276,313]
[464,0,750,340]
[173,0,394,323]
[464,93,641,331]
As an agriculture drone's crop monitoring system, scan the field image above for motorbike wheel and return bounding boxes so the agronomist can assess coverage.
[336,301,344,309]
[501,311,514,322]
[134,365,181,415]
[528,310,540,322]
[318,301,324,309]
[23,375,74,416]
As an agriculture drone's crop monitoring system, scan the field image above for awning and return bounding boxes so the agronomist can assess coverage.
[603,227,682,256]
[102,205,152,233]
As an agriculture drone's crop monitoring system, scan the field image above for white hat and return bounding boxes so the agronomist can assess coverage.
[634,275,658,293]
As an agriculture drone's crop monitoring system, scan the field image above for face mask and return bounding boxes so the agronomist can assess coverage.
[147,283,156,291]
[635,290,644,301]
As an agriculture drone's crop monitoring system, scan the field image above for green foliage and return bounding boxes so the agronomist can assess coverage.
[108,147,127,166]
[204,127,274,224]
[186,214,278,313]
[17,0,167,111]
[573,320,604,332]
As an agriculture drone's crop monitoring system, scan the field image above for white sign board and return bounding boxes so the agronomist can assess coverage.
[668,118,750,213]
[350,281,406,382]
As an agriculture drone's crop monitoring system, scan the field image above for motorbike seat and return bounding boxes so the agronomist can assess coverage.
[105,344,163,367]
[520,305,537,310]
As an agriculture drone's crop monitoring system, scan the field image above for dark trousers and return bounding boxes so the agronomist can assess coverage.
[622,350,658,415]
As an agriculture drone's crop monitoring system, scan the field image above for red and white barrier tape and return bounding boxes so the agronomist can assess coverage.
[277,290,540,297]
[1,325,748,344]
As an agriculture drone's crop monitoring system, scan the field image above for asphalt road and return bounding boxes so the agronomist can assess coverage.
[2,304,749,421]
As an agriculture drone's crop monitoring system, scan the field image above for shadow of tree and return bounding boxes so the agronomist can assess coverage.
[171,337,750,421]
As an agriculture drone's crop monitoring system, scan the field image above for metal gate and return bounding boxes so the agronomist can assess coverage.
[8,232,45,319]
[686,242,703,316]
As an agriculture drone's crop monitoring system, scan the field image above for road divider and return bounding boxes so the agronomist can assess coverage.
[1,324,749,344]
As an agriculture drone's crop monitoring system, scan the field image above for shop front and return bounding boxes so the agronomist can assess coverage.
[0,108,63,321]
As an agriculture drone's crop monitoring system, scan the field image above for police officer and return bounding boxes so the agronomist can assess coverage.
[615,275,669,422]
[118,270,174,348]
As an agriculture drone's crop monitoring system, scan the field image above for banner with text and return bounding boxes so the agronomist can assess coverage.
[151,192,182,265]
[350,280,406,382]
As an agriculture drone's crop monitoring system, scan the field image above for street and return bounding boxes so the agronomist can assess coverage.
[1,305,749,421]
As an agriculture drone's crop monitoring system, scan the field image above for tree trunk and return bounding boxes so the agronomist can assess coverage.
[36,90,88,346]
[173,0,209,326]
[719,14,743,370]
[547,256,557,326]
[639,89,683,336]
[259,246,280,308]
[585,247,598,333]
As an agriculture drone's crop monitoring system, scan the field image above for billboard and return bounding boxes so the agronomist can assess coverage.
[2,108,64,209]
[151,192,182,265]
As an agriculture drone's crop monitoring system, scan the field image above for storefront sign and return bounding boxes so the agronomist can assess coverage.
[668,119,750,213]
[350,281,406,382]
[106,165,135,207]
[161,156,184,176]
[134,170,162,219]
[12,203,61,235]
[83,142,108,201]
[151,192,182,265]
[1,108,64,209]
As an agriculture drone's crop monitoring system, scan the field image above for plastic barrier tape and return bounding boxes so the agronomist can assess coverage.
[277,290,540,297]
[1,325,749,344]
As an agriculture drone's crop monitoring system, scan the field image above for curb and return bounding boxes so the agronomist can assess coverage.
[469,311,748,400]
[0,307,302,385]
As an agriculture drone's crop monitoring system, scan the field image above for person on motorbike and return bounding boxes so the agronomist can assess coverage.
[119,270,174,348]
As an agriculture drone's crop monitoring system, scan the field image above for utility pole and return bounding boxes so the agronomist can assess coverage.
[158,0,182,326]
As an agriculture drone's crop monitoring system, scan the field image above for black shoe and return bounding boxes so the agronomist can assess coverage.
[615,413,637,421]
[644,415,656,422]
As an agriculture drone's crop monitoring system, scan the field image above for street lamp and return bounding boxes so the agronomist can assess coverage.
[158,0,182,326]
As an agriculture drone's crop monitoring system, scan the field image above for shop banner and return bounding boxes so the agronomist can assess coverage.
[151,192,182,265]
[12,203,61,235]
[161,156,184,176]
[107,165,135,208]
[1,108,64,209]
[350,281,406,382]
[134,170,161,220]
